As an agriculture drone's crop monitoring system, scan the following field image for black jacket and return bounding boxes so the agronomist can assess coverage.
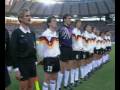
[10,28,37,68]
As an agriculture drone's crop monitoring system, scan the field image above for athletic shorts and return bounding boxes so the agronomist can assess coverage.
[89,53,94,57]
[82,52,87,59]
[43,57,60,73]
[99,48,105,55]
[60,46,73,61]
[102,49,106,54]
[72,51,83,60]
[106,46,112,52]
[94,48,100,54]
[99,48,103,54]
[5,66,11,88]
[18,62,37,81]
[85,52,90,59]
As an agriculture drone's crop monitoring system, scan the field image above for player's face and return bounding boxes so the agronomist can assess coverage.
[97,31,100,36]
[20,11,31,25]
[76,21,81,29]
[101,32,105,37]
[93,27,96,33]
[107,32,111,36]
[65,16,72,26]
[49,18,57,29]
[86,25,92,32]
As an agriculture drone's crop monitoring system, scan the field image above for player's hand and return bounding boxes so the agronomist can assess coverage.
[7,66,13,72]
[15,71,23,80]
[35,61,38,65]
[37,61,44,65]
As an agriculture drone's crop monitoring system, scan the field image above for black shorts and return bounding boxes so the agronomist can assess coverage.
[94,48,100,54]
[89,53,94,57]
[5,66,11,88]
[60,46,73,61]
[18,62,37,81]
[106,46,112,52]
[102,49,106,54]
[43,57,60,73]
[72,51,83,60]
[85,52,90,59]
[99,48,104,55]
[82,52,87,59]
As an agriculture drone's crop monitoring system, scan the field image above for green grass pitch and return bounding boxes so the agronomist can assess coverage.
[9,45,115,90]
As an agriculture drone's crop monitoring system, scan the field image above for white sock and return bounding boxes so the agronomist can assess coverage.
[101,58,103,64]
[106,54,109,60]
[84,65,87,77]
[64,70,70,87]
[70,69,75,84]
[87,64,90,73]
[56,72,63,90]
[92,61,94,70]
[108,54,110,60]
[90,63,93,72]
[50,80,56,90]
[85,65,88,76]
[42,82,48,90]
[93,61,95,69]
[96,60,98,68]
[102,56,105,63]
[87,64,90,74]
[97,60,99,67]
[89,63,91,73]
[80,66,84,78]
[88,64,90,74]
[105,55,107,62]
[79,67,81,78]
[100,58,103,65]
[75,68,79,81]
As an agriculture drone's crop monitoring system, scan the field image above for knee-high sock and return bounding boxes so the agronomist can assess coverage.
[56,72,63,90]
[79,66,81,78]
[84,65,87,76]
[80,66,85,78]
[70,69,75,84]
[75,68,79,81]
[50,80,56,90]
[80,66,84,78]
[64,70,70,87]
[42,82,48,90]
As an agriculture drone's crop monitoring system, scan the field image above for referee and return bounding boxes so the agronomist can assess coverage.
[10,9,37,90]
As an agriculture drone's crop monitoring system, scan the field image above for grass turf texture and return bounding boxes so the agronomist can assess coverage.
[9,45,115,90]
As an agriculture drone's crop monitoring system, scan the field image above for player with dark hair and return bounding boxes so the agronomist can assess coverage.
[71,19,83,87]
[57,14,73,90]
[80,24,93,80]
[36,16,60,90]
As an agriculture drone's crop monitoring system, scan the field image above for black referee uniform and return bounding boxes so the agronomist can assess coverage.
[10,28,37,81]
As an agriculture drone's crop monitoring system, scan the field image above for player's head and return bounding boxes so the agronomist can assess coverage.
[18,8,31,25]
[84,24,92,33]
[100,31,105,37]
[105,31,111,36]
[75,19,82,29]
[47,16,57,29]
[92,26,97,33]
[95,30,100,36]
[63,14,72,26]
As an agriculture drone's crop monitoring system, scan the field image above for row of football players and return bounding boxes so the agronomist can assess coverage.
[36,14,112,90]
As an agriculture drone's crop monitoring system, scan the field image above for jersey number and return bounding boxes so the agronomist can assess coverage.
[47,66,53,72]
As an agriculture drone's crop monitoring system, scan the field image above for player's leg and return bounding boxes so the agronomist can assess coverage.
[27,62,37,90]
